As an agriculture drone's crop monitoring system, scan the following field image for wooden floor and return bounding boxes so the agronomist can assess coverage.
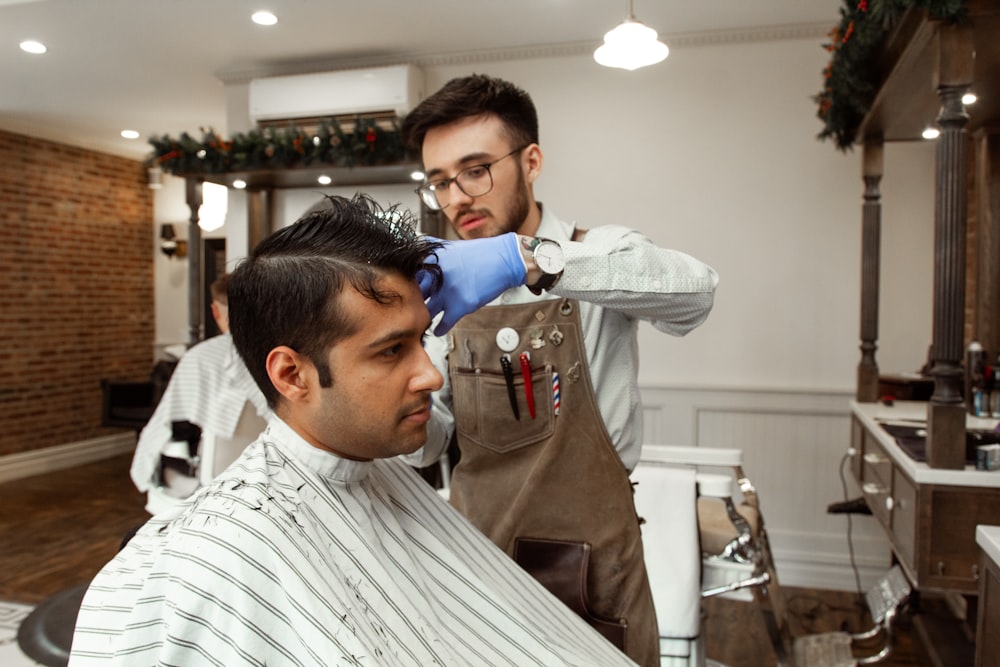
[0,453,929,665]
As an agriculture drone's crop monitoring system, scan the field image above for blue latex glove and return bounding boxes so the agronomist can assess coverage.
[418,232,526,335]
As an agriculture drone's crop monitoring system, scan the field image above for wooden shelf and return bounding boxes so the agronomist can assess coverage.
[195,162,422,190]
[856,2,1000,143]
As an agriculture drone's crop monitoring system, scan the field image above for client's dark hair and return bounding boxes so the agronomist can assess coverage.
[228,194,442,408]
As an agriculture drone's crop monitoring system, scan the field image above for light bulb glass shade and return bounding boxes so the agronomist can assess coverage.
[198,182,228,232]
[594,19,668,70]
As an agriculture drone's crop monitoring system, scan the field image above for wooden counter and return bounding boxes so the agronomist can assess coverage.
[850,401,1000,593]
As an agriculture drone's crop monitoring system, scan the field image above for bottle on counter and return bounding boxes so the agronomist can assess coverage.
[992,358,1000,419]
[967,341,985,416]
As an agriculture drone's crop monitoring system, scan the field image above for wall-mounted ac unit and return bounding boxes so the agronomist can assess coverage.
[248,64,423,124]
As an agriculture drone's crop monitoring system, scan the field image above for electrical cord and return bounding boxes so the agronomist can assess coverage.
[838,451,866,602]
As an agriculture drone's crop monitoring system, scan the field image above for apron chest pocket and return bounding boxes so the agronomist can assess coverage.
[450,366,555,454]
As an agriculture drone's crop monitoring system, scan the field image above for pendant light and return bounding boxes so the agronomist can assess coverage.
[594,0,669,71]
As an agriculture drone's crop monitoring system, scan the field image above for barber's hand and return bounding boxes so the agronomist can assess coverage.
[418,232,526,335]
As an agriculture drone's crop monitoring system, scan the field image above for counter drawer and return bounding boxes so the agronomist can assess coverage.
[891,468,917,570]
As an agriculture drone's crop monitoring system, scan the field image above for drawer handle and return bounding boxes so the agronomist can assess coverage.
[863,453,888,464]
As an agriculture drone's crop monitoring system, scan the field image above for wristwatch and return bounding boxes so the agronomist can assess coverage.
[524,237,565,295]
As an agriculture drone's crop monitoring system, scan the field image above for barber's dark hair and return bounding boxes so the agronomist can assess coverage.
[401,74,538,152]
[228,194,443,408]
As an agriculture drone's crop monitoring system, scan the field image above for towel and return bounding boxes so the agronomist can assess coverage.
[631,461,700,659]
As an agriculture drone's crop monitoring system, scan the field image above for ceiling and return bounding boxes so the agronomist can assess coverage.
[1,0,841,161]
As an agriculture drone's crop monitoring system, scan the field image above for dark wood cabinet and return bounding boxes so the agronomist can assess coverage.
[852,402,1000,593]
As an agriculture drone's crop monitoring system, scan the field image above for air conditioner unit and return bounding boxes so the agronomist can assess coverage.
[248,64,424,124]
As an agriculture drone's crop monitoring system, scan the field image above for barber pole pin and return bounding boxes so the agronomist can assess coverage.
[552,372,560,416]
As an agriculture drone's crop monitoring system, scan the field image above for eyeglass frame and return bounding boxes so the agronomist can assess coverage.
[415,145,529,211]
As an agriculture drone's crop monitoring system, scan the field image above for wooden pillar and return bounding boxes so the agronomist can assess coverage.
[247,188,275,253]
[926,24,973,469]
[184,178,204,347]
[973,128,1000,360]
[858,137,884,403]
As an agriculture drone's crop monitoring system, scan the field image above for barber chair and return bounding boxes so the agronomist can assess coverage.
[634,445,911,667]
[145,403,267,515]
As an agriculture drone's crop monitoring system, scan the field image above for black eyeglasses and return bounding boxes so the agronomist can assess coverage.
[415,145,528,211]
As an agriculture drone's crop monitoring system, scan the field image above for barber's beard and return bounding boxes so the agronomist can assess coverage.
[453,174,531,239]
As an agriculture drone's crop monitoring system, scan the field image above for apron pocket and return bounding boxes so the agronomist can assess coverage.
[451,366,555,454]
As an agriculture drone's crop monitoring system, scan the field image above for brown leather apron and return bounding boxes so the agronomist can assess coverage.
[447,297,658,667]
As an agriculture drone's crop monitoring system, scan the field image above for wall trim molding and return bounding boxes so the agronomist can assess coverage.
[0,433,135,484]
[216,22,830,84]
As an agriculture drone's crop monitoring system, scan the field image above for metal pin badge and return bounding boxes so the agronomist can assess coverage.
[529,328,546,350]
[548,325,564,347]
[496,327,520,352]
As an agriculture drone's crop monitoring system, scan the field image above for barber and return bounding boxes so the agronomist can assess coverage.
[402,74,719,667]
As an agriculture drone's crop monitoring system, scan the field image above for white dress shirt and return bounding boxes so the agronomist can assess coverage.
[412,205,718,472]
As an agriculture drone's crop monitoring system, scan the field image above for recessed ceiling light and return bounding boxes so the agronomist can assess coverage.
[317,175,332,186]
[410,171,425,181]
[962,92,977,105]
[20,40,46,54]
[121,130,140,139]
[922,127,940,140]
[232,179,247,190]
[252,11,277,26]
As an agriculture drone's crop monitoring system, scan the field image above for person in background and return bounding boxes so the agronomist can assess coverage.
[401,73,720,666]
[70,194,637,667]
[129,273,270,512]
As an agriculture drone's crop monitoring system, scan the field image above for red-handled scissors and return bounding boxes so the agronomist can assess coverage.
[519,352,535,419]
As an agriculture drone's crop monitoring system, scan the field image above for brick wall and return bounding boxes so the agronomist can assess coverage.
[0,130,153,456]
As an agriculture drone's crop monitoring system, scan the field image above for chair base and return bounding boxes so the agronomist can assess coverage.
[793,632,856,667]
[16,583,89,667]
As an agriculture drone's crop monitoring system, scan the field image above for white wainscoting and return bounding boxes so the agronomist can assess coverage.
[640,384,894,592]
[0,433,136,484]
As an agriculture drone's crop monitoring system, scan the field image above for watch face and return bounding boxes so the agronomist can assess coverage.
[535,242,565,274]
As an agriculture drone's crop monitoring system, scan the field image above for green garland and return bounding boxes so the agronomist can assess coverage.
[147,116,408,175]
[815,0,966,151]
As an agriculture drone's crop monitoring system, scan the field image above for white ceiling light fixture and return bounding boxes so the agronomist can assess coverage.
[594,0,668,71]
[251,11,277,26]
[20,40,46,54]
[922,127,940,140]
[120,129,140,139]
[198,182,229,232]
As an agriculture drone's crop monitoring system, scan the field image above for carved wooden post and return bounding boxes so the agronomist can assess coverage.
[858,137,884,403]
[926,24,973,469]
[185,178,204,347]
[247,188,275,253]
[974,129,1000,360]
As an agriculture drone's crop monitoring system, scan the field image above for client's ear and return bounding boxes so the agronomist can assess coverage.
[266,346,314,403]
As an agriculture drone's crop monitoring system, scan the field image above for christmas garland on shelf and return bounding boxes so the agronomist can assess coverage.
[814,0,967,151]
[146,116,409,176]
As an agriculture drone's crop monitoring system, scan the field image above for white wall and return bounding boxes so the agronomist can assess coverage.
[153,32,941,589]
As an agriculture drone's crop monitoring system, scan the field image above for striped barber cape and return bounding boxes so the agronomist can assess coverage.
[71,416,636,666]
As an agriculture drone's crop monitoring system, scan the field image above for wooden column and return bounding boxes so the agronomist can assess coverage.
[247,187,275,253]
[973,128,1000,360]
[858,137,884,403]
[926,24,973,469]
[184,178,204,347]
